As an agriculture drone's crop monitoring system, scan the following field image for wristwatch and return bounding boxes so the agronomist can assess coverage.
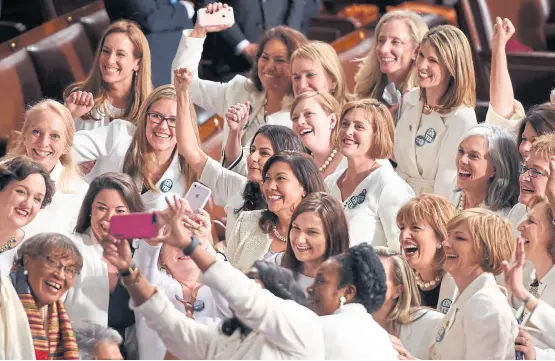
[183,237,201,256]
[120,263,137,278]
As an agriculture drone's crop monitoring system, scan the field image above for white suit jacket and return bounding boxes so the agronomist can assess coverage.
[399,308,444,360]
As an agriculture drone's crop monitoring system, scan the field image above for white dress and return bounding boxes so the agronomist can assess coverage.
[325,166,415,250]
[131,259,325,359]
[74,101,124,131]
[22,161,89,238]
[320,303,398,360]
[398,308,444,360]
[72,119,189,211]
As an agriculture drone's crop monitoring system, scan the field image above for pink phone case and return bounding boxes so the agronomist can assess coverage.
[109,213,158,240]
[184,182,212,210]
[197,7,235,27]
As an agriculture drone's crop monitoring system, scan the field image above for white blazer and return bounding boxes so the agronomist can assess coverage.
[131,259,325,359]
[74,101,124,131]
[398,308,444,360]
[23,161,89,238]
[321,303,398,360]
[325,166,414,250]
[429,272,518,359]
[171,29,292,148]
[72,119,189,211]
[529,300,555,360]
[64,229,109,327]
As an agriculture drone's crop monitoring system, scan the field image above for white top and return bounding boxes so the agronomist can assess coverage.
[429,272,518,359]
[449,189,512,218]
[23,162,89,238]
[508,202,527,237]
[171,29,292,148]
[267,252,314,292]
[320,303,398,360]
[72,119,189,211]
[325,166,414,250]
[131,259,325,359]
[64,229,109,327]
[199,157,248,242]
[399,308,444,360]
[0,236,28,276]
[74,101,124,131]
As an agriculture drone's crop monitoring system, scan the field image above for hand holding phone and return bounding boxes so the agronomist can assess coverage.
[184,182,212,210]
[109,213,159,240]
[197,7,235,29]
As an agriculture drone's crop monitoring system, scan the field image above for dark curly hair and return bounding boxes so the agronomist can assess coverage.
[221,260,307,337]
[517,103,555,161]
[0,156,55,209]
[334,243,387,313]
[236,125,307,214]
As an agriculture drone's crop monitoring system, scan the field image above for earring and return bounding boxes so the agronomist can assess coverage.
[339,295,346,308]
[23,269,28,275]
[436,243,442,249]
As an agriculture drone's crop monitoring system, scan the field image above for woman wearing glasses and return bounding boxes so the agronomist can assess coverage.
[72,85,199,211]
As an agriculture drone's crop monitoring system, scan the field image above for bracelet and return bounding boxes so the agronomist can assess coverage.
[121,268,142,288]
[523,294,536,308]
[183,237,201,256]
[119,263,137,278]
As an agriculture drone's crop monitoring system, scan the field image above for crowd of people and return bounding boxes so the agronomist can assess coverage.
[1,2,555,360]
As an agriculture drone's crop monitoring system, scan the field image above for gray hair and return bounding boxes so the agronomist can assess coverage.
[73,321,123,360]
[458,124,520,211]
[13,233,83,271]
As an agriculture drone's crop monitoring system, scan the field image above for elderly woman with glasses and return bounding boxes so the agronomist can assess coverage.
[72,85,200,211]
[73,321,124,360]
[5,233,83,360]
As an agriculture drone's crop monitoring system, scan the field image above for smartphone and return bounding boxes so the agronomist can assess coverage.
[109,213,159,240]
[382,82,402,107]
[184,182,212,210]
[197,7,235,28]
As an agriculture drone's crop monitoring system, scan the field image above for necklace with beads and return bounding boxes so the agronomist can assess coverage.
[457,192,486,211]
[423,102,439,115]
[0,235,17,254]
[318,148,338,173]
[415,271,442,290]
[272,226,288,242]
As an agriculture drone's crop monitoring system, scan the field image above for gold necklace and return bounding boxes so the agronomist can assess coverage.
[0,236,17,253]
[423,102,439,115]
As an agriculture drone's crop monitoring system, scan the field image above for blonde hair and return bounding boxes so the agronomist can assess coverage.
[8,99,81,194]
[526,195,555,263]
[290,92,342,147]
[291,41,353,105]
[354,11,428,100]
[374,247,423,336]
[63,20,153,123]
[122,85,199,192]
[340,99,395,159]
[447,208,514,275]
[530,133,555,160]
[419,25,476,112]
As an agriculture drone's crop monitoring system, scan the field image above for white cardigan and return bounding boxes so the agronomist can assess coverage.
[171,29,292,148]
[320,303,397,360]
[429,272,518,359]
[398,308,444,360]
[131,259,325,359]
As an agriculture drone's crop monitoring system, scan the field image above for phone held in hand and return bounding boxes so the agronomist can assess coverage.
[109,213,159,240]
[184,182,212,210]
[197,7,235,27]
[382,82,402,107]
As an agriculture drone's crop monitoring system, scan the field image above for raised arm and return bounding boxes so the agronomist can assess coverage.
[223,102,249,168]
[490,17,516,119]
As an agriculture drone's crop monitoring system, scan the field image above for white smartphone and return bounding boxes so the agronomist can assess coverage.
[197,7,235,28]
[184,182,212,210]
[382,82,402,107]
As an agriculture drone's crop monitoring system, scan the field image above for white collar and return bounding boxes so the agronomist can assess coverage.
[49,161,64,183]
[332,303,368,316]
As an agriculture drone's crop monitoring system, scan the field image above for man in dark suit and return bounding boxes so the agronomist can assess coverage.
[104,0,198,86]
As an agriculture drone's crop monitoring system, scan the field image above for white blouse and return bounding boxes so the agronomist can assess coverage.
[398,308,444,360]
[449,190,512,218]
[267,252,314,293]
[0,241,24,276]
[74,101,124,131]
[325,166,415,250]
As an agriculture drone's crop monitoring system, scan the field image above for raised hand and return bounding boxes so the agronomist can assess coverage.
[154,196,195,249]
[191,2,233,38]
[187,208,213,245]
[492,17,515,50]
[225,101,249,133]
[173,68,193,95]
[65,91,94,119]
[501,238,528,302]
[101,234,133,272]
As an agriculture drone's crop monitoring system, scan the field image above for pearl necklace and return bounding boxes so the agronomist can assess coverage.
[318,148,338,173]
[457,192,486,211]
[415,271,442,290]
[272,226,288,242]
[0,235,17,254]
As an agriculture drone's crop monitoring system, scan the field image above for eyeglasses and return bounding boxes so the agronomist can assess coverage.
[147,112,176,128]
[518,164,547,179]
[41,255,79,279]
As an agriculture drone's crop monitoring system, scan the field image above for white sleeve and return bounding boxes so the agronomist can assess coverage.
[131,290,218,360]
[133,240,164,286]
[224,212,244,265]
[199,157,248,207]
[485,100,525,134]
[71,125,112,163]
[536,347,555,360]
[203,259,321,356]
[433,112,477,198]
[378,179,415,252]
[528,300,555,336]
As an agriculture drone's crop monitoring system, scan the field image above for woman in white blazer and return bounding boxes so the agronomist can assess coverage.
[325,99,414,250]
[449,124,520,217]
[269,192,350,291]
[372,247,444,360]
[72,85,199,211]
[171,2,307,151]
[226,152,326,272]
[306,243,398,360]
[0,157,54,276]
[8,100,89,238]
[173,67,305,243]
[101,197,325,359]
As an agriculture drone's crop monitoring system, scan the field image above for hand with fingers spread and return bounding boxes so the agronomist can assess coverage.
[65,91,94,119]
[191,2,234,38]
[101,234,133,273]
[501,238,528,302]
[225,101,249,133]
[515,326,536,360]
[154,196,196,249]
[173,68,194,95]
[187,208,213,245]
[390,335,417,360]
[492,17,515,50]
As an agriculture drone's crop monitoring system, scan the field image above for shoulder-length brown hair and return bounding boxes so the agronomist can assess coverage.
[63,20,153,123]
[122,85,199,192]
[282,192,350,274]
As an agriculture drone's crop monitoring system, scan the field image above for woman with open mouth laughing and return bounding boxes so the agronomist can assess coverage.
[325,99,414,250]
[450,124,520,217]
[0,156,55,276]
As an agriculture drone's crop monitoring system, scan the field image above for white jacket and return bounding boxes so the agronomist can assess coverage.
[131,259,325,359]
[398,308,444,360]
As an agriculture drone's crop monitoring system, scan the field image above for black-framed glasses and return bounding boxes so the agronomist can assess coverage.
[147,112,176,128]
[41,255,79,279]
[518,164,547,179]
